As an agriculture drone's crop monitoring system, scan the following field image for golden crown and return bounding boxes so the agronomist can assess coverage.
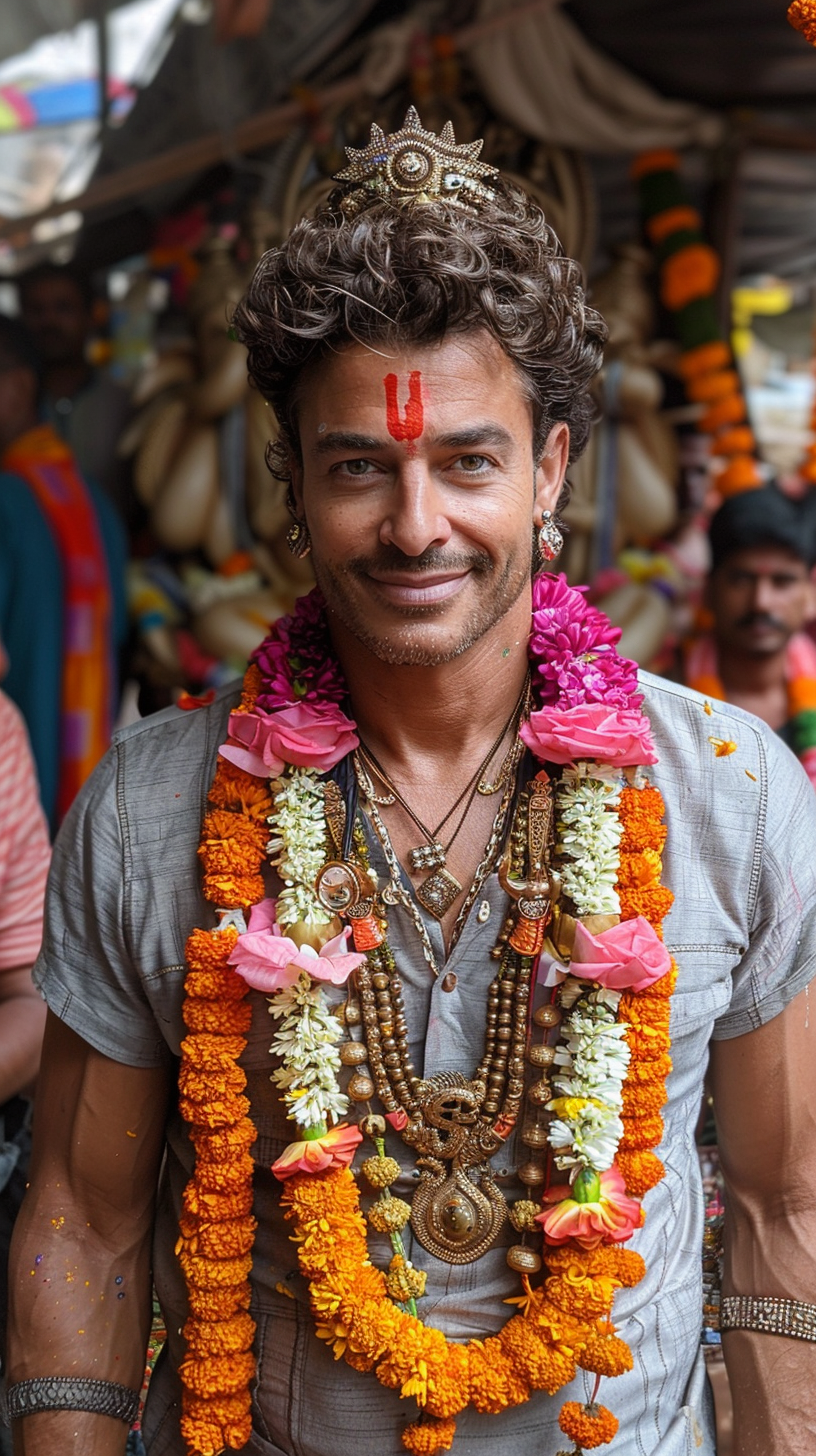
[334,106,498,216]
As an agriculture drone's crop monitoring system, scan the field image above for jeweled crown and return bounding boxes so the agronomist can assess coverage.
[333,105,498,216]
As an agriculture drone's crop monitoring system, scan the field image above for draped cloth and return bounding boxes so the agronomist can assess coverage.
[1,425,113,823]
[466,0,722,154]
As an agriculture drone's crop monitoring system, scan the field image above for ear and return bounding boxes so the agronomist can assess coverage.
[534,422,570,525]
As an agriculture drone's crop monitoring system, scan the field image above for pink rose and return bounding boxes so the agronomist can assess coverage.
[228,898,366,992]
[271,1122,363,1181]
[570,915,671,992]
[220,700,358,777]
[520,702,658,766]
[537,1165,642,1250]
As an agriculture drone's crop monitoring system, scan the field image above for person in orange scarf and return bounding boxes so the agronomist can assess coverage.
[0,316,126,830]
[682,485,816,787]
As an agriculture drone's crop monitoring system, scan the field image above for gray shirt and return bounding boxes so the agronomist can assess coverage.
[34,671,816,1456]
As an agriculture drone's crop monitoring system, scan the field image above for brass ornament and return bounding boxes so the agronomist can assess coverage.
[403,1072,507,1264]
[285,518,311,559]
[334,106,498,217]
[415,866,462,919]
[506,1244,542,1275]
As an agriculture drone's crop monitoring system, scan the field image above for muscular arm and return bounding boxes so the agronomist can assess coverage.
[8,1012,172,1455]
[709,982,816,1456]
[0,968,47,1103]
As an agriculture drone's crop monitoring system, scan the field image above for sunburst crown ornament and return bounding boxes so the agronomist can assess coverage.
[334,106,498,216]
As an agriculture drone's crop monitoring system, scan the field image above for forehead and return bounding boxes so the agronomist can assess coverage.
[297,331,530,424]
[719,543,808,577]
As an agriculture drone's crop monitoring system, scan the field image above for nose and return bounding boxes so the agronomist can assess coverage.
[379,461,453,558]
[752,575,777,614]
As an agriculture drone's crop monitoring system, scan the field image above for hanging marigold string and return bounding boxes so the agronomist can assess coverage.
[633,150,762,500]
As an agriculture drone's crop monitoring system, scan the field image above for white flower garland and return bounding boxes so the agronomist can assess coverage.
[269,973,348,1129]
[268,767,332,933]
[547,988,630,1176]
[556,764,623,917]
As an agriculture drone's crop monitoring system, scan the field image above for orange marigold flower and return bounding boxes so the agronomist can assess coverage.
[618,885,675,928]
[616,848,663,890]
[660,243,720,312]
[631,149,679,180]
[177,1214,257,1259]
[180,1393,252,1456]
[621,1078,668,1119]
[626,1051,673,1084]
[616,1150,666,1196]
[178,1251,254,1290]
[425,1344,471,1418]
[579,1331,634,1377]
[401,1416,458,1454]
[183,967,248,1002]
[714,455,763,498]
[208,760,272,820]
[200,838,268,877]
[547,1245,646,1288]
[620,1114,664,1152]
[685,368,741,405]
[182,1182,255,1221]
[190,1119,256,1158]
[180,1031,248,1068]
[699,392,747,434]
[637,965,677,1000]
[713,425,756,457]
[185,1282,251,1322]
[646,205,702,245]
[559,1400,619,1449]
[195,1150,255,1193]
[178,1092,251,1130]
[789,0,816,45]
[619,995,671,1031]
[200,808,268,851]
[183,998,253,1035]
[202,872,266,909]
[182,1311,256,1357]
[677,340,731,379]
[178,1349,257,1397]
[185,926,239,968]
[468,1338,530,1414]
[498,1316,577,1394]
[178,1063,247,1101]
[546,1269,618,1322]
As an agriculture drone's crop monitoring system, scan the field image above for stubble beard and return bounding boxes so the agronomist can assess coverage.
[313,543,533,668]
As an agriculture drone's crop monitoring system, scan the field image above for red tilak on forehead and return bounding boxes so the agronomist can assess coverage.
[383,372,424,443]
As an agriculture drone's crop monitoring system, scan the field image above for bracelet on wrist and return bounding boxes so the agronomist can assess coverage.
[720,1295,816,1343]
[7,1377,140,1423]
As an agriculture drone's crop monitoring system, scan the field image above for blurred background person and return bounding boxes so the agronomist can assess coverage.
[0,674,50,1446]
[682,485,816,785]
[0,317,127,832]
[18,261,132,516]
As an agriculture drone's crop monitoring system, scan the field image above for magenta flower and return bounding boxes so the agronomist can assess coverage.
[570,915,671,991]
[220,699,358,777]
[520,702,658,766]
[227,898,366,992]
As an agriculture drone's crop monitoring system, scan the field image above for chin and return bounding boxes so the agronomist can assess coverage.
[352,622,482,667]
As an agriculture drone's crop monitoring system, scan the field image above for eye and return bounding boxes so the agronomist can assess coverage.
[456,454,490,472]
[336,458,375,476]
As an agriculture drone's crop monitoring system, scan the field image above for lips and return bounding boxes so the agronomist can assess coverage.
[366,570,470,607]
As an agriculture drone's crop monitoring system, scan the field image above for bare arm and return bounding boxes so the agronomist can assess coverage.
[8,1011,172,1455]
[0,967,47,1102]
[709,982,816,1456]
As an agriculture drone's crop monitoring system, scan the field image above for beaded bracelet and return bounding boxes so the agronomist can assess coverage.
[7,1377,140,1423]
[720,1295,816,1343]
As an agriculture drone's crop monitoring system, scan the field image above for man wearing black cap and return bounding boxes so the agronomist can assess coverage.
[684,485,816,785]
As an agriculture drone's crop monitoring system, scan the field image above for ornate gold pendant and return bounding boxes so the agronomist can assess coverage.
[416,867,461,919]
[402,1073,507,1264]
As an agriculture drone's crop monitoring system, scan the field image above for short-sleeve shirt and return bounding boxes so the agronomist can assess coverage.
[33,671,816,1456]
[0,691,50,972]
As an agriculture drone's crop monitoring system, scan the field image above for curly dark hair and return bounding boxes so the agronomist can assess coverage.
[232,178,607,481]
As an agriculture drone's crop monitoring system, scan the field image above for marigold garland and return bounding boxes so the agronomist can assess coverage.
[177,579,680,1455]
[634,150,762,500]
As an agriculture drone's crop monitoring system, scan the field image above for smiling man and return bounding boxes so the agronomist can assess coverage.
[9,111,816,1456]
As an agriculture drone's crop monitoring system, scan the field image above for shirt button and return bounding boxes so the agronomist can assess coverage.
[441,972,458,992]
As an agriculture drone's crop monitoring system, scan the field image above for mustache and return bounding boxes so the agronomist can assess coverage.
[345,546,493,576]
[735,611,787,633]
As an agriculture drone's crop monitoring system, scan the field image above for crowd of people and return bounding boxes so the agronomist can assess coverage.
[2,113,816,1456]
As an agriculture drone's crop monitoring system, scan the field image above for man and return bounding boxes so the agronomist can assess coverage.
[683,485,816,785]
[8,112,816,1456]
[17,262,132,516]
[0,317,127,829]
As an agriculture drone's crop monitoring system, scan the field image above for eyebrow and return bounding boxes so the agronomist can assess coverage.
[310,423,515,456]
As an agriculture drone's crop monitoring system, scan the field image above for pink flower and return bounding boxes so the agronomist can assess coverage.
[220,699,358,777]
[271,1122,363,1181]
[570,915,671,992]
[227,899,366,991]
[537,1165,642,1249]
[520,702,658,766]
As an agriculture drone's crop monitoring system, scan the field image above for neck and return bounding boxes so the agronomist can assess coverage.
[331,592,532,775]
[45,360,90,400]
[715,640,791,696]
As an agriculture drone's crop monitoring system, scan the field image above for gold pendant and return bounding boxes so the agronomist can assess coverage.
[416,867,462,918]
[402,1072,507,1264]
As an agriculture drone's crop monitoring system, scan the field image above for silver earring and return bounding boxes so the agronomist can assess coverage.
[538,511,563,562]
